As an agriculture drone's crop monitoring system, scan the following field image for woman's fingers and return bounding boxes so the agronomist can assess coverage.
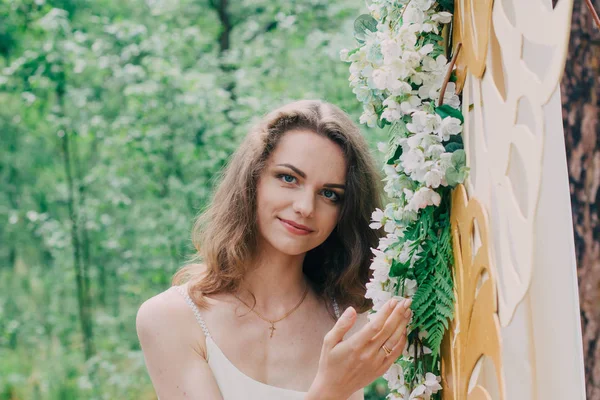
[351,298,399,347]
[381,331,408,372]
[379,305,411,354]
[323,307,357,349]
[371,299,412,350]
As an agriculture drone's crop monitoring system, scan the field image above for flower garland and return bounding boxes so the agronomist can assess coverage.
[341,1,468,399]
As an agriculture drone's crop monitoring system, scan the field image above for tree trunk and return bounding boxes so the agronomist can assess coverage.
[561,1,600,398]
[58,84,95,360]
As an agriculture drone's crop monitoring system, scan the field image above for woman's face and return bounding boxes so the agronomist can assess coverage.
[255,129,347,256]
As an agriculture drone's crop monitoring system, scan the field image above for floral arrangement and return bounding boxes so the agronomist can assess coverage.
[341,0,467,398]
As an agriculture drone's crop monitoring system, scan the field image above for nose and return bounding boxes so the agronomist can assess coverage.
[293,189,315,218]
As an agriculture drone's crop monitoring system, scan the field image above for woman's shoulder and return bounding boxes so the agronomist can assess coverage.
[136,283,209,358]
[136,285,188,336]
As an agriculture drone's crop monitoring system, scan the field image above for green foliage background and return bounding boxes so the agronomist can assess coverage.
[0,0,390,398]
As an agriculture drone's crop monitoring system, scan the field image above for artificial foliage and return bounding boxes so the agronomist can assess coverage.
[341,0,468,398]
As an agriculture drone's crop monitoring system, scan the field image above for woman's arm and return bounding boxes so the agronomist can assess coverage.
[136,289,224,399]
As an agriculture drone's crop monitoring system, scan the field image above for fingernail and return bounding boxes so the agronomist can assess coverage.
[389,298,398,308]
[405,299,413,308]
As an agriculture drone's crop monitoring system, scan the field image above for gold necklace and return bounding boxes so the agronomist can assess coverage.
[234,284,309,338]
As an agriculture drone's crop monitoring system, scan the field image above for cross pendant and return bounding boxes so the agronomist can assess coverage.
[269,323,276,338]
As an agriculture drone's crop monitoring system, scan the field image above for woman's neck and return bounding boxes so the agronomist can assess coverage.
[239,247,309,315]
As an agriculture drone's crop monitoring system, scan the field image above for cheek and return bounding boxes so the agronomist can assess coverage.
[317,206,341,236]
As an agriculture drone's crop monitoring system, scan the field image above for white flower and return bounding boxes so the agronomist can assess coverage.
[405,187,441,212]
[437,116,462,141]
[370,208,385,229]
[391,81,413,97]
[409,384,427,399]
[423,373,442,394]
[384,219,397,233]
[382,97,403,122]
[406,111,441,134]
[404,6,425,25]
[398,241,412,264]
[424,143,445,158]
[381,38,402,64]
[397,25,419,48]
[432,11,453,24]
[365,281,393,311]
[378,232,400,252]
[418,74,444,101]
[372,67,391,90]
[402,278,418,297]
[418,44,434,56]
[360,104,378,128]
[352,84,373,103]
[384,363,405,390]
[370,253,392,281]
[401,50,422,70]
[422,55,447,74]
[424,167,444,188]
[413,0,435,11]
[400,96,421,114]
[400,147,425,175]
[368,2,385,20]
[440,82,461,108]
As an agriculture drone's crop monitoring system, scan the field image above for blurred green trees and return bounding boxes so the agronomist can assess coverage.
[0,0,387,398]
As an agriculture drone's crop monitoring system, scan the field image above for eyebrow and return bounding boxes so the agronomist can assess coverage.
[275,163,346,190]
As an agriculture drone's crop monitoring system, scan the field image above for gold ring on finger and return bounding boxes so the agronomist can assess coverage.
[382,344,393,356]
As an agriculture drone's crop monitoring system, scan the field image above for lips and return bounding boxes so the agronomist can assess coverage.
[278,218,314,233]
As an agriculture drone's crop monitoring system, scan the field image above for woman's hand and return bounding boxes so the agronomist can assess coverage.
[307,298,412,400]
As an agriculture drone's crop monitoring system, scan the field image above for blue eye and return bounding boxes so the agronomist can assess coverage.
[322,189,340,202]
[279,174,297,184]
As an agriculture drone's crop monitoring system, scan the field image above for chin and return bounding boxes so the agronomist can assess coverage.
[262,232,319,256]
[271,240,314,256]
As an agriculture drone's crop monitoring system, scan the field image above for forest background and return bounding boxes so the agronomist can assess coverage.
[1,0,598,399]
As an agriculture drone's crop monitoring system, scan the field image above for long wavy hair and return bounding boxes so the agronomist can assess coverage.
[173,100,383,313]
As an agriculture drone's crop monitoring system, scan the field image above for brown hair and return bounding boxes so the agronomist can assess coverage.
[173,100,382,313]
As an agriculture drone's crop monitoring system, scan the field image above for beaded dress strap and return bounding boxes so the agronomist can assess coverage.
[175,286,211,339]
[332,298,341,320]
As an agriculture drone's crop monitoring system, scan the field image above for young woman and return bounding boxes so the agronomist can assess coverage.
[136,100,412,399]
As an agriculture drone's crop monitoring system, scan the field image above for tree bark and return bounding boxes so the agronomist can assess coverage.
[561,1,600,398]
[58,83,95,360]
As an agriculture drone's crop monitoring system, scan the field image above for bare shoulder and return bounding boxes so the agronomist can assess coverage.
[137,286,186,330]
[136,284,207,358]
[136,282,224,398]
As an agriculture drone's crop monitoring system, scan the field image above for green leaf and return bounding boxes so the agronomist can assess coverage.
[386,143,403,165]
[451,149,466,166]
[377,117,389,129]
[354,14,377,43]
[389,259,410,278]
[435,104,464,123]
[444,142,463,153]
[438,0,455,12]
[445,167,460,187]
[346,47,362,58]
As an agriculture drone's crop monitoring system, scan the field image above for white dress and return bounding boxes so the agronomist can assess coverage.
[175,285,341,399]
